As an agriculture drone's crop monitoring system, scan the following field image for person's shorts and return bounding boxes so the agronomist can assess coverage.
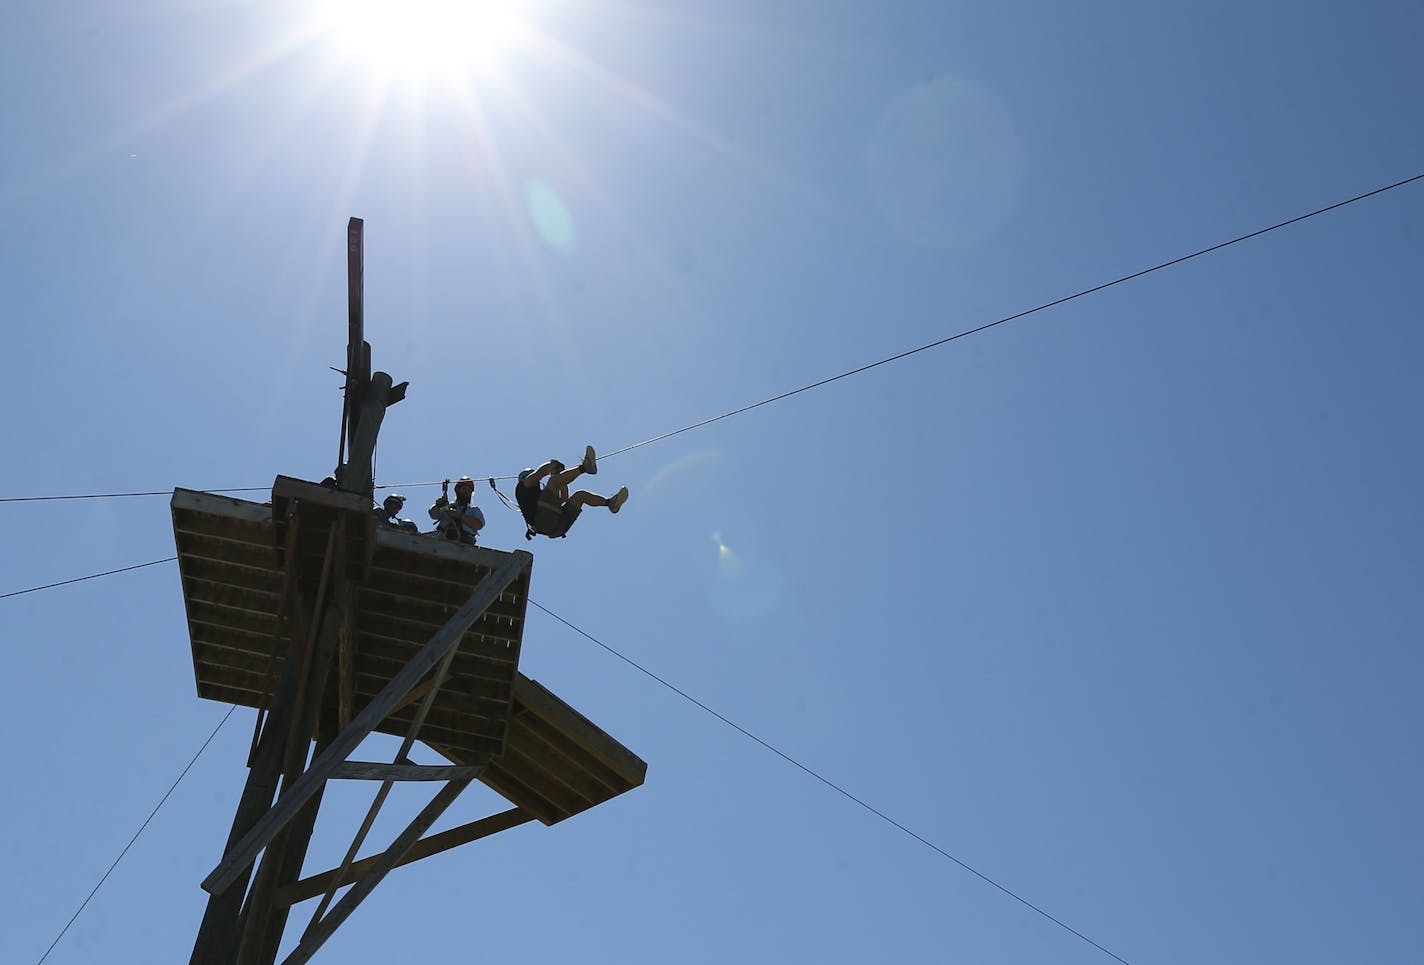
[517,474,581,538]
[535,492,581,537]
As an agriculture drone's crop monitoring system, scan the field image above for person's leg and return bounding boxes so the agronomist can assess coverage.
[567,486,628,512]
[547,447,597,493]
[550,464,584,492]
[522,461,559,490]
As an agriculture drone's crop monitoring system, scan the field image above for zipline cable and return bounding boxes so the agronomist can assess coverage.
[4,170,1421,505]
[597,170,1424,461]
[0,488,268,504]
[0,557,177,601]
[35,706,237,965]
[527,598,1134,965]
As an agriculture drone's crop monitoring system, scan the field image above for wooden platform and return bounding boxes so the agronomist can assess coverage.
[171,486,644,817]
[434,676,648,825]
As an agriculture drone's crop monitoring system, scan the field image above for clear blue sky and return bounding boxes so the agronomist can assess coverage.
[3,2,1421,962]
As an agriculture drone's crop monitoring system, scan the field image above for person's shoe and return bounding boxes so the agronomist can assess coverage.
[608,487,628,514]
[580,445,598,475]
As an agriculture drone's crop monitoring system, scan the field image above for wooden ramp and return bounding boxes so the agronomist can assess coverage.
[171,486,645,810]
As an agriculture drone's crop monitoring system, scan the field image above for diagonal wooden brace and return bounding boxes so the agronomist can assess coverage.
[331,762,485,782]
[274,806,533,907]
[282,776,477,965]
[201,550,530,895]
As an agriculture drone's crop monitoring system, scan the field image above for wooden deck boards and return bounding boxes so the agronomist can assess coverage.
[171,485,645,820]
[173,487,528,763]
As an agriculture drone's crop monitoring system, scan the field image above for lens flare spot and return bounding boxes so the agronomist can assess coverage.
[709,532,781,619]
[525,178,576,252]
[712,532,743,577]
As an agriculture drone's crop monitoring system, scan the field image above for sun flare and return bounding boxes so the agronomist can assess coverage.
[317,0,529,80]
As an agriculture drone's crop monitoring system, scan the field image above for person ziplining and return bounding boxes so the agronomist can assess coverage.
[515,445,628,540]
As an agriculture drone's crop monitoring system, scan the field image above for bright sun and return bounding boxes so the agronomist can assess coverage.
[317,0,529,79]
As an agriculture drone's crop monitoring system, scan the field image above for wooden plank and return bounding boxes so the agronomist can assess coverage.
[360,569,527,610]
[275,806,532,907]
[332,762,483,782]
[173,523,272,552]
[474,770,563,826]
[490,744,595,815]
[183,571,282,602]
[172,488,274,525]
[185,582,281,617]
[505,718,625,800]
[195,668,511,746]
[515,677,648,787]
[195,625,517,686]
[357,595,526,630]
[195,685,506,758]
[371,527,530,572]
[196,660,516,728]
[175,537,276,573]
[515,713,630,794]
[283,778,473,964]
[358,588,525,635]
[201,551,529,895]
[357,615,523,649]
[188,601,277,637]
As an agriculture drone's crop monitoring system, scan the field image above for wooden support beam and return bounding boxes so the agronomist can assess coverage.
[303,598,472,928]
[276,806,532,907]
[284,778,475,964]
[191,508,316,965]
[201,551,530,895]
[338,588,354,730]
[338,216,364,470]
[332,762,483,782]
[234,714,339,965]
[233,523,348,965]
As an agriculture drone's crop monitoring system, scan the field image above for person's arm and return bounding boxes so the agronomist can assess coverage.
[460,506,486,532]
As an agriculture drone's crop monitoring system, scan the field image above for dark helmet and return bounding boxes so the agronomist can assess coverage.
[382,493,405,510]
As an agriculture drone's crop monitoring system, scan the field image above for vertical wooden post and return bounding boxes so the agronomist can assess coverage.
[190,559,315,962]
[234,525,348,965]
[191,513,344,965]
[339,217,366,470]
[235,713,340,965]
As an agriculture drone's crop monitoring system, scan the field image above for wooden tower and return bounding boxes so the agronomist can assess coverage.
[176,220,646,964]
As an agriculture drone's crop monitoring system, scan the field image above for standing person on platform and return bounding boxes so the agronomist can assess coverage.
[429,476,485,545]
[373,493,418,533]
[516,445,628,540]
